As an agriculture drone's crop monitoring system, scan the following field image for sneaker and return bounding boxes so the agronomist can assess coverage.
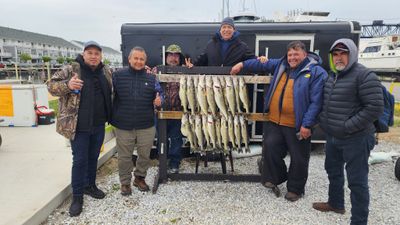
[312,202,345,214]
[284,192,303,202]
[120,184,132,196]
[133,176,150,192]
[69,196,83,217]
[84,185,106,199]
[168,167,179,174]
[263,181,281,197]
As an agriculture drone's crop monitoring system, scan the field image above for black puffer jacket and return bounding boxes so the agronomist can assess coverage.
[319,39,384,139]
[194,31,255,66]
[111,67,158,130]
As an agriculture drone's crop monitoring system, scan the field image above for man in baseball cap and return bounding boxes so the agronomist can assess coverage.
[83,40,102,52]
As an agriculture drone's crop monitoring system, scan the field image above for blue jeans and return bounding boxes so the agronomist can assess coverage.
[70,125,105,196]
[167,120,183,169]
[325,133,375,225]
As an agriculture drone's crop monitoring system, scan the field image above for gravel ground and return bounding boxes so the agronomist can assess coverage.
[43,141,400,225]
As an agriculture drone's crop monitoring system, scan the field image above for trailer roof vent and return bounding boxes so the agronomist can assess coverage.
[232,12,260,22]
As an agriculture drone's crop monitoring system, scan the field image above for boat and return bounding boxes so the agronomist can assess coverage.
[358,35,400,75]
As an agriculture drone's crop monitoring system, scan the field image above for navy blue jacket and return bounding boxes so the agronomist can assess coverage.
[111,67,162,130]
[243,52,328,131]
[195,31,255,66]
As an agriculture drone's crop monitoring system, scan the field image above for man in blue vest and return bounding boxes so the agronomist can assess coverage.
[111,46,162,195]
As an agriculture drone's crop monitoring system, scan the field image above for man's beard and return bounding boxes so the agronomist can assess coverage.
[335,63,346,71]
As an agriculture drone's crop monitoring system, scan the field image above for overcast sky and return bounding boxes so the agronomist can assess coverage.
[1,0,399,51]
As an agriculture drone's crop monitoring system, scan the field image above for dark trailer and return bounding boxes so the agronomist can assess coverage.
[121,21,360,67]
[120,21,361,146]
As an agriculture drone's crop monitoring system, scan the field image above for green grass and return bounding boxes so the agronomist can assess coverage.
[48,99,59,116]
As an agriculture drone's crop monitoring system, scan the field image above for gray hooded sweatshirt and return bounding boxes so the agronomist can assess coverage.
[319,38,384,139]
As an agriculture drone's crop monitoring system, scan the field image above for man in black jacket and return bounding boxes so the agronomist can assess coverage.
[313,39,384,225]
[188,17,255,67]
[47,41,112,217]
[112,46,162,195]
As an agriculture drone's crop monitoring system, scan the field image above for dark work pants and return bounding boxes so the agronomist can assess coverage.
[262,122,311,194]
[167,120,183,169]
[70,125,105,196]
[325,133,375,225]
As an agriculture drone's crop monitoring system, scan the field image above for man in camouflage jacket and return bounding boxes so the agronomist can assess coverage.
[47,41,112,217]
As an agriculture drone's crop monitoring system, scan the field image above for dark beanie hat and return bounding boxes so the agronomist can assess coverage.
[221,17,235,29]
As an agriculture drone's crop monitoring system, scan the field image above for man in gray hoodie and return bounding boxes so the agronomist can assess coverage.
[313,39,384,225]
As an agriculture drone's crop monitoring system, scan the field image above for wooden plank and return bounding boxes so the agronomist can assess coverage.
[157,111,269,121]
[156,74,271,84]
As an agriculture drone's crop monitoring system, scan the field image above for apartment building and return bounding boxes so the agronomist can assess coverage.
[0,26,122,67]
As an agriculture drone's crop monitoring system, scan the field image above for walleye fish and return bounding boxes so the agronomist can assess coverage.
[179,76,188,113]
[228,114,237,149]
[234,115,242,152]
[187,76,196,115]
[215,116,222,149]
[195,114,204,152]
[232,76,242,113]
[197,75,208,115]
[225,76,236,115]
[207,114,217,149]
[206,76,217,117]
[181,114,195,151]
[193,76,199,112]
[188,114,198,150]
[239,115,250,153]
[202,114,211,149]
[213,76,228,119]
[180,113,189,137]
[220,116,229,153]
[239,76,250,114]
[219,76,228,109]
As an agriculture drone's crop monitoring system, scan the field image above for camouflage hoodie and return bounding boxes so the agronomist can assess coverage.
[47,59,112,140]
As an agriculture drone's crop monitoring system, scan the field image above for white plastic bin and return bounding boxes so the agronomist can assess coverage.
[0,84,37,126]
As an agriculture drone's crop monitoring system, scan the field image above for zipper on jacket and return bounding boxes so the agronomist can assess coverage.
[325,73,337,124]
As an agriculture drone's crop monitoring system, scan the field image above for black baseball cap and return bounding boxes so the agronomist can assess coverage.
[330,43,349,53]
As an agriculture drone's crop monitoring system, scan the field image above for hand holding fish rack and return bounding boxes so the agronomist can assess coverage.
[153,72,271,194]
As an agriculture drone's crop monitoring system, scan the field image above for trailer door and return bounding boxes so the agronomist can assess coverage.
[251,34,315,141]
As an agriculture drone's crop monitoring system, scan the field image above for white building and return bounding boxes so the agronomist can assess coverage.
[0,26,122,67]
[0,26,80,64]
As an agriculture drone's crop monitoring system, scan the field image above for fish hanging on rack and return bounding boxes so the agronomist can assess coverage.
[240,115,250,153]
[197,75,208,115]
[206,76,217,117]
[232,76,242,113]
[225,76,236,115]
[179,76,188,113]
[239,76,250,114]
[187,76,196,115]
[234,115,242,152]
[220,115,229,153]
[213,76,228,119]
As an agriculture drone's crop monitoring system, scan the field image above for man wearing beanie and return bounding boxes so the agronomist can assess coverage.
[189,17,255,67]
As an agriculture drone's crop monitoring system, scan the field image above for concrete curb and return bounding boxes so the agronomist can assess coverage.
[22,138,116,225]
